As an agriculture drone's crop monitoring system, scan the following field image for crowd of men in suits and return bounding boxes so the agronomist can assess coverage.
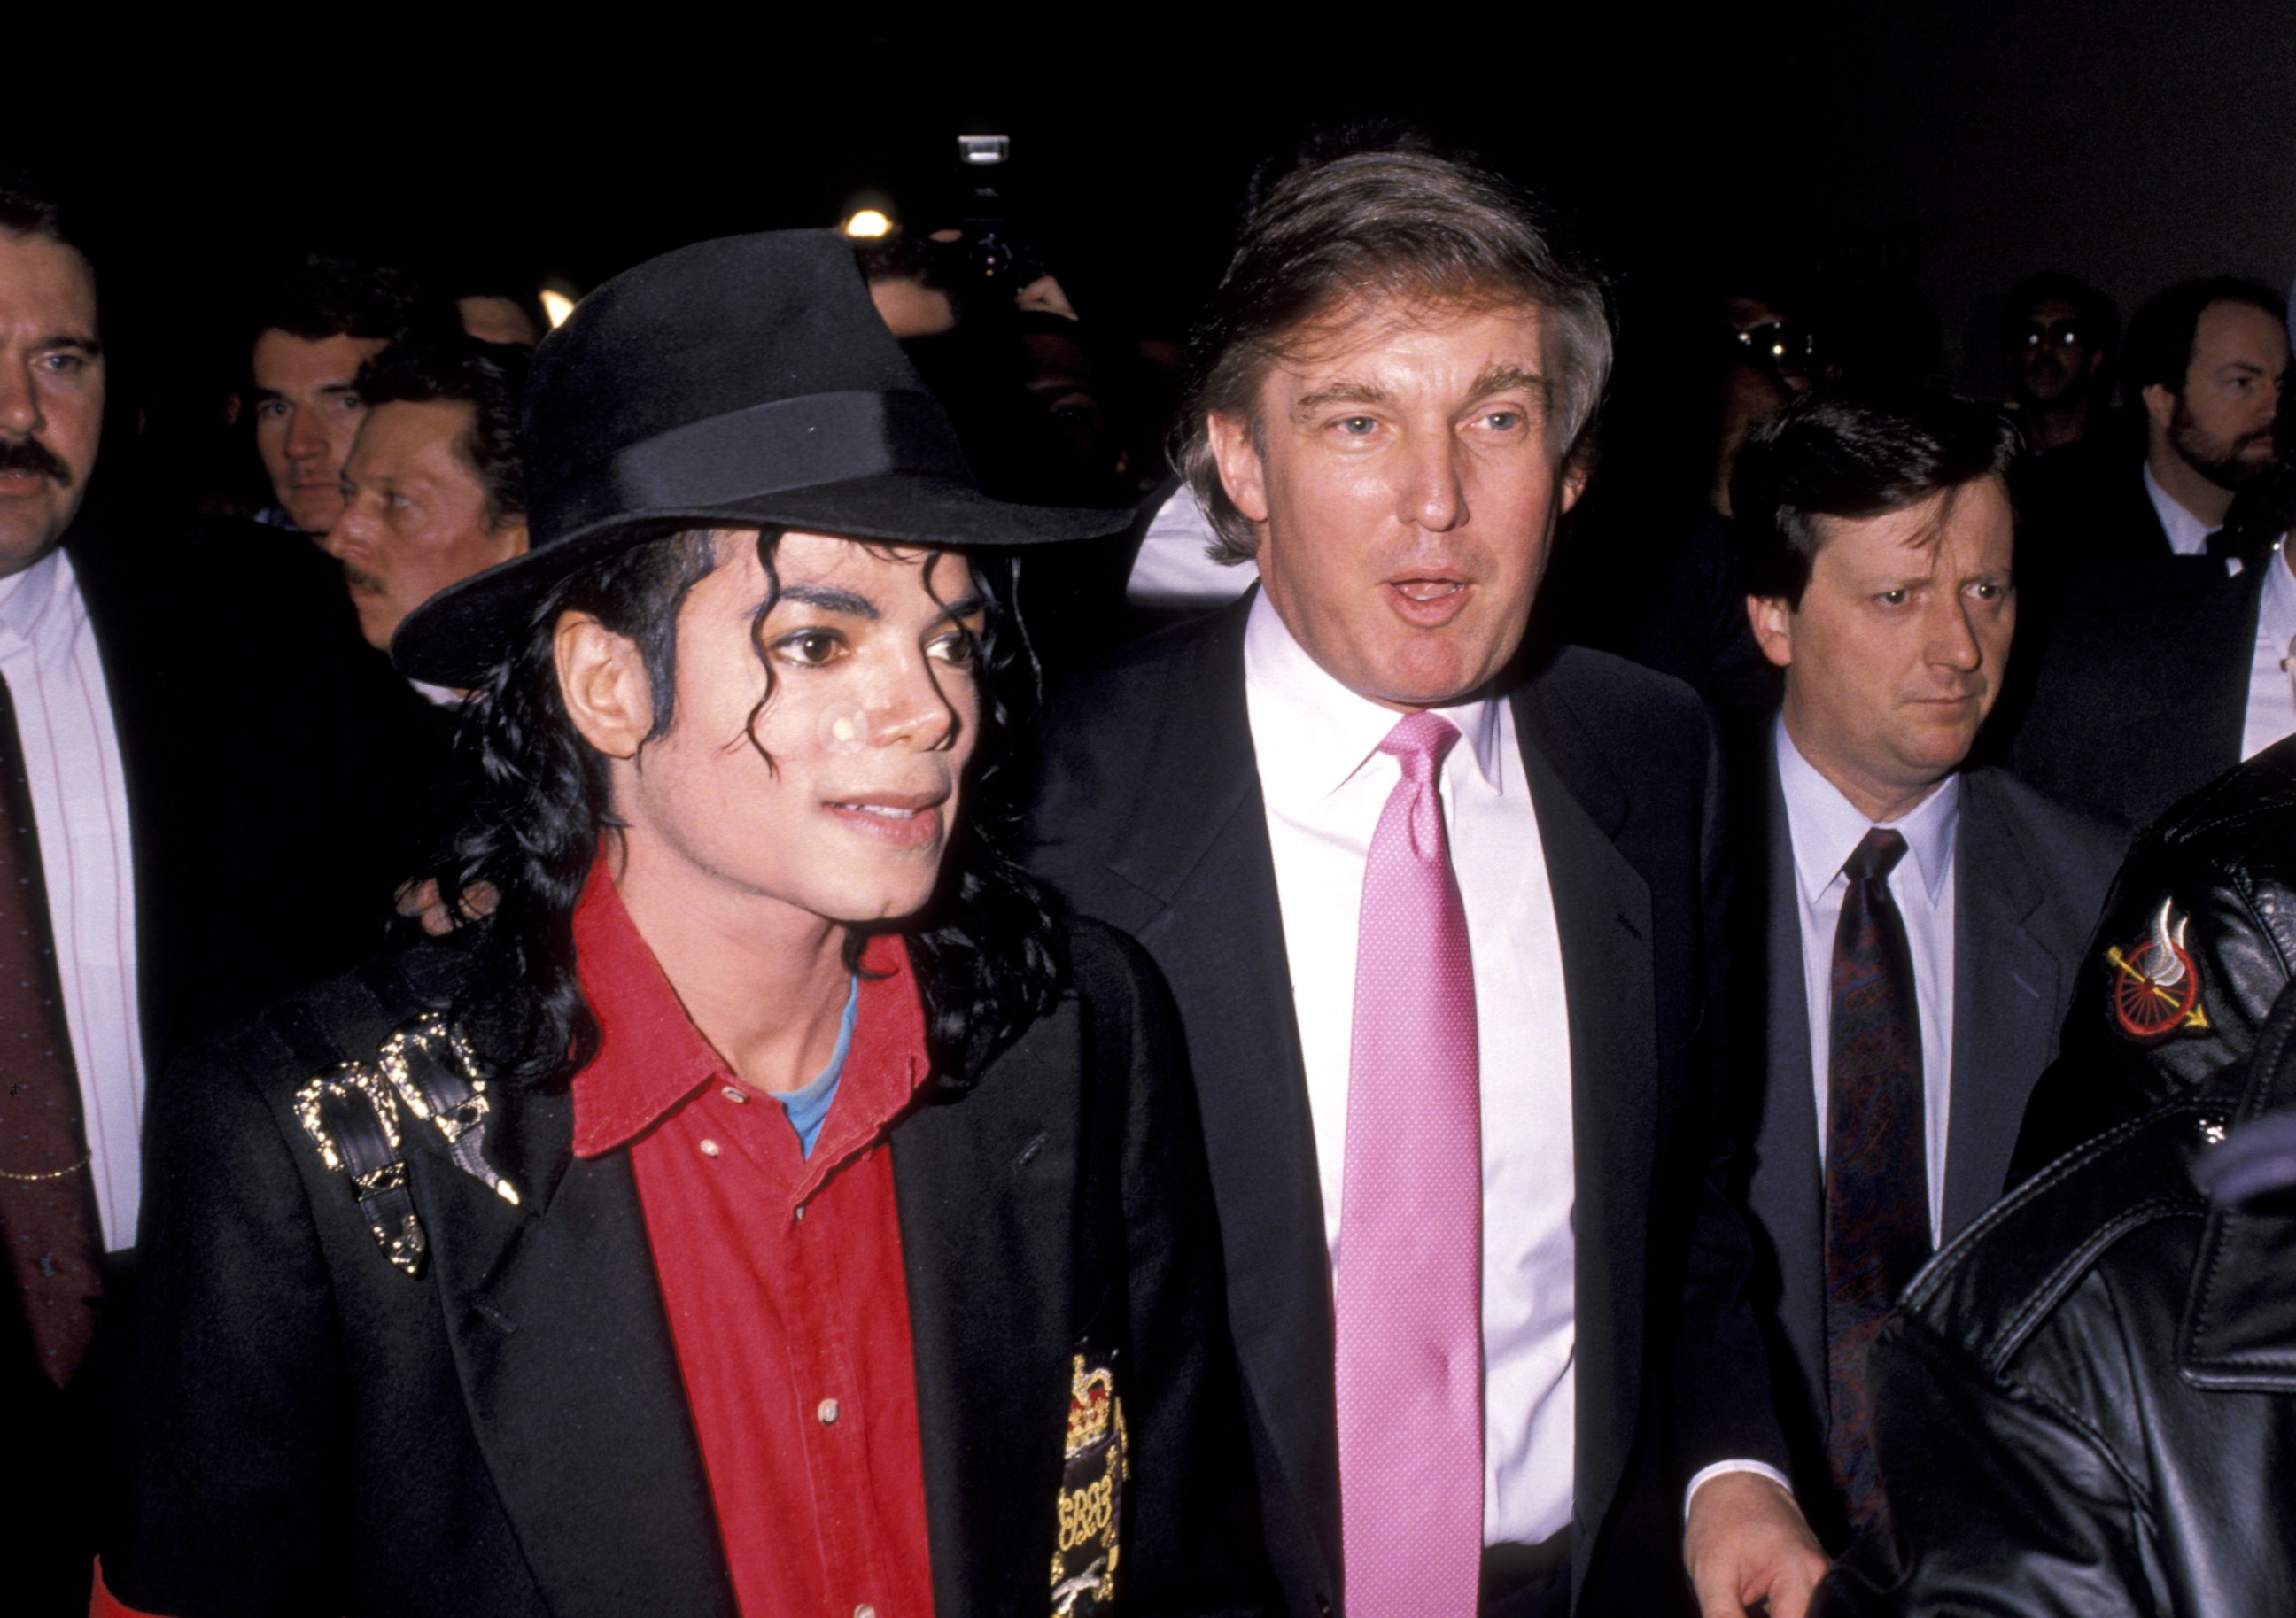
[2,127,2293,1615]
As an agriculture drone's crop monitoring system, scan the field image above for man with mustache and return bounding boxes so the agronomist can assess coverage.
[0,180,472,1614]
[2011,281,2296,829]
[2131,279,2288,559]
[2018,278,2284,596]
[306,337,533,906]
[324,339,531,675]
[1728,382,2126,1548]
[0,198,174,1608]
[2000,274,2114,459]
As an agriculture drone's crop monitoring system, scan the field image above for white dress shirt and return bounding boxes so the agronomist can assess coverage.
[1245,591,1580,1544]
[1124,483,1258,609]
[0,548,144,1250]
[2144,461,2223,561]
[2241,541,2296,762]
[1775,718,1958,1242]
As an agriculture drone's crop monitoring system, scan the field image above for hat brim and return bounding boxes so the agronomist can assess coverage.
[391,472,1135,690]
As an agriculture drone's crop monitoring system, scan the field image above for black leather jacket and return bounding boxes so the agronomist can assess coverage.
[2009,733,2296,1180]
[1816,739,2296,1616]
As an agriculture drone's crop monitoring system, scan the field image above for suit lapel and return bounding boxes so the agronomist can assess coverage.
[1512,677,1654,1597]
[1943,775,2057,1238]
[419,1090,737,1618]
[1107,603,1343,1596]
[1746,752,1827,1422]
[892,1018,1082,1617]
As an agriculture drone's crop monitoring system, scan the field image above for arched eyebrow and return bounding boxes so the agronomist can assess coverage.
[1291,379,1388,419]
[777,584,880,619]
[776,584,988,625]
[1463,363,1549,408]
[1289,363,1551,421]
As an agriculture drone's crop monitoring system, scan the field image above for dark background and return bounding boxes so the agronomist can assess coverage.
[12,4,2296,503]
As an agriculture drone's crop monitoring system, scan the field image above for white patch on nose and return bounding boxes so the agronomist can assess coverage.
[818,702,870,754]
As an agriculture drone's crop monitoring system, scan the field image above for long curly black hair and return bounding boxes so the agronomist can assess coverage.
[426,526,1066,1094]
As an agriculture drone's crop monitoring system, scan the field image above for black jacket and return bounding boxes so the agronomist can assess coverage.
[69,514,456,1072]
[1025,597,1788,1616]
[4,518,461,1614]
[2011,732,2296,1181]
[1814,994,2296,1616]
[102,920,1273,1617]
[2005,554,2260,833]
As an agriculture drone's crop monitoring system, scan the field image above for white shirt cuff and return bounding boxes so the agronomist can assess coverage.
[1683,1459,1796,1523]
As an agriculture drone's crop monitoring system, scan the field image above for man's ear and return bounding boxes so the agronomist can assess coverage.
[555,610,652,760]
[1206,411,1271,526]
[2141,381,2178,436]
[1748,593,1796,671]
[1561,458,1590,515]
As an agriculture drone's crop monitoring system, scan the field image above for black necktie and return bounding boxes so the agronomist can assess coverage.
[0,676,104,1387]
[1822,827,1929,1529]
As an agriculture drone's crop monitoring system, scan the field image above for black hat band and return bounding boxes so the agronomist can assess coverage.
[544,388,973,540]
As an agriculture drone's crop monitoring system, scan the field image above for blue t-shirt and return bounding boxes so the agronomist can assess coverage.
[777,976,859,1157]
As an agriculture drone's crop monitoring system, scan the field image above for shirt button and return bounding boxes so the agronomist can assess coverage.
[855,1606,875,1618]
[721,1085,747,1103]
[818,1397,839,1425]
[795,1204,806,1222]
[697,1139,721,1158]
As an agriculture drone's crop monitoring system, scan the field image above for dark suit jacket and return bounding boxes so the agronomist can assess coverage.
[5,520,461,1613]
[1982,452,2229,761]
[1021,476,1245,677]
[67,515,455,1071]
[2008,561,2261,831]
[2014,453,2168,586]
[1618,505,1784,730]
[1024,598,1787,1616]
[104,921,1270,1617]
[1732,753,2125,1544]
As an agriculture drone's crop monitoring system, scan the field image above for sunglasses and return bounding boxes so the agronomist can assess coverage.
[2016,319,2089,350]
[1731,321,1821,372]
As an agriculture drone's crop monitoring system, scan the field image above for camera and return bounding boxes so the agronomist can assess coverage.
[942,132,1047,298]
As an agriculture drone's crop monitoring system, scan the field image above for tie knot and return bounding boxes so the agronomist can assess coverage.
[1377,711,1461,783]
[1842,827,1908,885]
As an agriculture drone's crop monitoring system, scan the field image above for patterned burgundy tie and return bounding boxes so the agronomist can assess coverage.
[1822,827,1929,1529]
[1335,711,1481,1615]
[0,675,104,1387]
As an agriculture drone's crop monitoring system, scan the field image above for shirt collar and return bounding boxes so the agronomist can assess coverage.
[0,546,68,648]
[569,860,929,1168]
[2257,540,2296,654]
[1241,587,1508,811]
[1774,713,1959,905]
[2143,461,2219,558]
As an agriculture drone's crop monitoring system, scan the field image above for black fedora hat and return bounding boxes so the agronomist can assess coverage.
[392,229,1133,689]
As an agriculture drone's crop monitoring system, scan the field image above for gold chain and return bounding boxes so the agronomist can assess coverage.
[0,1150,90,1183]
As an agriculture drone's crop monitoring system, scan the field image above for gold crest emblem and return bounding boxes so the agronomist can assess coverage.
[1050,1351,1127,1616]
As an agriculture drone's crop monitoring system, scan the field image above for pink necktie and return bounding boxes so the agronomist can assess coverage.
[1335,711,1482,1615]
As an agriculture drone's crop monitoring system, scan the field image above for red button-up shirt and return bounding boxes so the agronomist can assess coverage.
[570,864,936,1618]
